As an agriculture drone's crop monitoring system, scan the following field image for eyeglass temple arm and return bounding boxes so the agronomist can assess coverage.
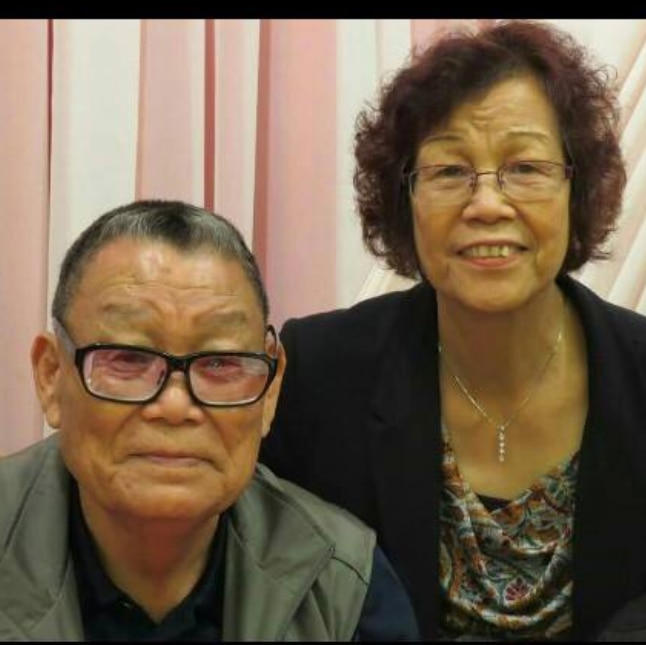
[52,318,76,357]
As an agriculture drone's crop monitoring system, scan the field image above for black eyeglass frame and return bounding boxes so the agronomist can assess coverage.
[402,160,574,201]
[53,318,279,408]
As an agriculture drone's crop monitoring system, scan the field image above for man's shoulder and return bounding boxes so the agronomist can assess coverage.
[239,467,420,641]
[0,435,60,496]
[235,464,375,581]
[0,435,63,546]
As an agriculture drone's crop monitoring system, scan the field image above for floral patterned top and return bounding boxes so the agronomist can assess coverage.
[439,428,578,640]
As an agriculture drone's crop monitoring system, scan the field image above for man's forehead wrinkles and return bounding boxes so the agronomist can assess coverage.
[94,302,249,325]
[78,275,237,294]
[75,281,240,312]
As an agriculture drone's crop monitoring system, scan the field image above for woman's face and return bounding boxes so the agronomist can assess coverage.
[410,73,571,313]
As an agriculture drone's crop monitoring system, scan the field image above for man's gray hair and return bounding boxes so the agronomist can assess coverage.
[52,200,269,324]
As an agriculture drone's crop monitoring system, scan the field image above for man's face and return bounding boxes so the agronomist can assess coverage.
[32,238,284,525]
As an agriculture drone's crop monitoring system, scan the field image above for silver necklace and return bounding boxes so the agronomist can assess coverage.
[438,305,565,464]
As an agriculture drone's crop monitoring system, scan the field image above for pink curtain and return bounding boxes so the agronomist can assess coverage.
[2,19,646,454]
[0,20,50,453]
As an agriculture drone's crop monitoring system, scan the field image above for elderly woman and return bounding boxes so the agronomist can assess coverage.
[261,20,646,641]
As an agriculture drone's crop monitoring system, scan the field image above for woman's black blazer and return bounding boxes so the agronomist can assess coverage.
[260,275,646,640]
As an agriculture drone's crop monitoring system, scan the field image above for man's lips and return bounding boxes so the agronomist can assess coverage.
[132,452,207,466]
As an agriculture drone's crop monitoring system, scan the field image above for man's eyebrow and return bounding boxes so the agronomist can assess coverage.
[193,309,250,329]
[96,303,150,322]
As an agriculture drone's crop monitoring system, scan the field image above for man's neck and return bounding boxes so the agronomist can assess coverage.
[79,491,220,623]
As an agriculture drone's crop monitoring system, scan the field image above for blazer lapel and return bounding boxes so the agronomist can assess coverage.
[563,277,646,639]
[368,282,443,640]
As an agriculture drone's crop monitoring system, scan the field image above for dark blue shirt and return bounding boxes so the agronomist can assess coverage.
[69,483,226,641]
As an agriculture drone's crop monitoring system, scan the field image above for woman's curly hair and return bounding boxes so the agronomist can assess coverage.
[354,20,626,278]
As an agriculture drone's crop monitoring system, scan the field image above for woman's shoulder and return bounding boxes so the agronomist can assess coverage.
[281,281,433,346]
[562,275,646,342]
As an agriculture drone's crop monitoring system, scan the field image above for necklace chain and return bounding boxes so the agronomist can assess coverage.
[438,303,565,464]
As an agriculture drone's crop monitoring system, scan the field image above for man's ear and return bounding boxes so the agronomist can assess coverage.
[31,332,63,429]
[261,340,286,438]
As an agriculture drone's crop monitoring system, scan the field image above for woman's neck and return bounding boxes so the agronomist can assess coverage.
[437,284,566,398]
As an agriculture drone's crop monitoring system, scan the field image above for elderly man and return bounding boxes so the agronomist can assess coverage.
[0,201,418,641]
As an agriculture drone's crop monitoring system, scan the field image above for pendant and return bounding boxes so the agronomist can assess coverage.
[498,427,506,463]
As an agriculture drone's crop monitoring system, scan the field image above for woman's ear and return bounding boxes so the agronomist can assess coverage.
[261,340,286,438]
[31,332,63,429]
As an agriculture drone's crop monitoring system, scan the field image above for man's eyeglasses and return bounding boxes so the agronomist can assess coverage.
[404,160,574,207]
[53,318,279,407]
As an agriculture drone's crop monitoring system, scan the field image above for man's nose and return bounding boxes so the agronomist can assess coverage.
[141,371,204,425]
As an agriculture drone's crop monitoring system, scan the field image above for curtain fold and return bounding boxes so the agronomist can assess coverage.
[0,20,50,454]
[137,19,204,205]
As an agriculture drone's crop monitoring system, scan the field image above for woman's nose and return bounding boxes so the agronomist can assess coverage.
[461,172,516,222]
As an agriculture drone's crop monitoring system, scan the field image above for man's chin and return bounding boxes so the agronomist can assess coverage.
[115,490,223,523]
[102,474,227,523]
